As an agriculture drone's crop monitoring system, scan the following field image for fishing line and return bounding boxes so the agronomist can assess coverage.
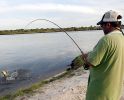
[24,19,93,69]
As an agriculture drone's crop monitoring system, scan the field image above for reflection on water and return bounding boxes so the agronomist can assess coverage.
[0,30,103,96]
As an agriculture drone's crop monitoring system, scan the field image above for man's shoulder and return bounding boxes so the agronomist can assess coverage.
[107,30,122,37]
[99,33,117,46]
[103,31,121,40]
[101,31,124,46]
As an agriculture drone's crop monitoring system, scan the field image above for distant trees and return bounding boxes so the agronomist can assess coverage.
[0,26,102,35]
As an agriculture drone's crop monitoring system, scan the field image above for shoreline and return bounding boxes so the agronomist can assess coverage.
[0,67,88,100]
[0,26,100,35]
[0,65,69,97]
[2,66,124,100]
[14,67,89,100]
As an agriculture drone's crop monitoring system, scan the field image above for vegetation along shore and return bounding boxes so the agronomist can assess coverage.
[0,26,101,35]
[0,25,124,35]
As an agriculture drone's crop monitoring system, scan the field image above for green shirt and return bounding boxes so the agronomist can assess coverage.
[86,30,124,100]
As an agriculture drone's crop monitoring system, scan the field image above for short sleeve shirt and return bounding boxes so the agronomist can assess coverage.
[86,30,124,100]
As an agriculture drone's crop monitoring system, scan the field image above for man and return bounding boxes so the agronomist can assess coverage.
[85,10,124,100]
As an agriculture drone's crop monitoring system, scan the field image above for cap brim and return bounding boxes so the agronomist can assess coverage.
[97,20,103,25]
[97,14,105,25]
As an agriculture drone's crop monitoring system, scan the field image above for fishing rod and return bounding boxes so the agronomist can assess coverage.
[25,19,93,70]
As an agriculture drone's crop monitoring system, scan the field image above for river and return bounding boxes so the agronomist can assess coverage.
[0,30,103,96]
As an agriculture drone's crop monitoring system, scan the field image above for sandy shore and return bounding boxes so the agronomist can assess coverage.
[15,67,124,100]
[15,67,88,100]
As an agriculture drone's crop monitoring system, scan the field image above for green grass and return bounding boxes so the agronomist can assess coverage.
[0,70,73,100]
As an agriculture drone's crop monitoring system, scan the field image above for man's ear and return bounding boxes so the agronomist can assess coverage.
[106,23,111,28]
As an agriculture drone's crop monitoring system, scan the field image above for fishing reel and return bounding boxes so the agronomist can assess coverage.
[83,63,90,70]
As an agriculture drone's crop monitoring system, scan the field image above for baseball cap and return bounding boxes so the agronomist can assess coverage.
[97,10,122,25]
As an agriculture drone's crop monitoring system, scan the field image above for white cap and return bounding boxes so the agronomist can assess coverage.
[97,10,122,25]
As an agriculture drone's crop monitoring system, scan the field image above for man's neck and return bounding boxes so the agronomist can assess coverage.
[104,27,120,35]
[109,27,120,33]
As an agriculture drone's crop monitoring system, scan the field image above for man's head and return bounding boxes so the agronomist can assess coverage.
[97,10,122,35]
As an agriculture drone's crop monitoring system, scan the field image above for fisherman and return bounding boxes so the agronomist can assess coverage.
[85,10,124,100]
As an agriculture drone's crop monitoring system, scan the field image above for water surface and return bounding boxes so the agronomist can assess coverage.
[0,30,104,96]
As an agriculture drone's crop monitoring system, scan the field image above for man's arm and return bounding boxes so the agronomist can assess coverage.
[84,37,108,69]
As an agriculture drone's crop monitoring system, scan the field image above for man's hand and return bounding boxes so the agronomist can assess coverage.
[81,52,94,70]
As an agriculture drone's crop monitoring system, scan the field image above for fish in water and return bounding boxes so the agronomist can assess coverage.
[0,69,31,84]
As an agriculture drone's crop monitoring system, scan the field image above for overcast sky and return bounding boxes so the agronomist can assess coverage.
[0,0,124,30]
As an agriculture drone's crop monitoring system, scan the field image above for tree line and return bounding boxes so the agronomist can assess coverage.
[0,25,123,35]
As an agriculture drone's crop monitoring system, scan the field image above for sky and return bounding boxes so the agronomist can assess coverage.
[0,0,124,30]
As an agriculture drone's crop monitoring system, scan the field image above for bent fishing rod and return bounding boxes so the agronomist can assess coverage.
[25,19,93,69]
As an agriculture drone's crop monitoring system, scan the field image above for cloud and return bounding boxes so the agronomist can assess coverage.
[0,1,124,30]
[0,0,8,6]
[17,3,96,14]
[0,1,9,13]
[0,18,27,30]
[0,3,96,14]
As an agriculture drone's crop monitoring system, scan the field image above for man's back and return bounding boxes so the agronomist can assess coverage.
[86,30,124,100]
